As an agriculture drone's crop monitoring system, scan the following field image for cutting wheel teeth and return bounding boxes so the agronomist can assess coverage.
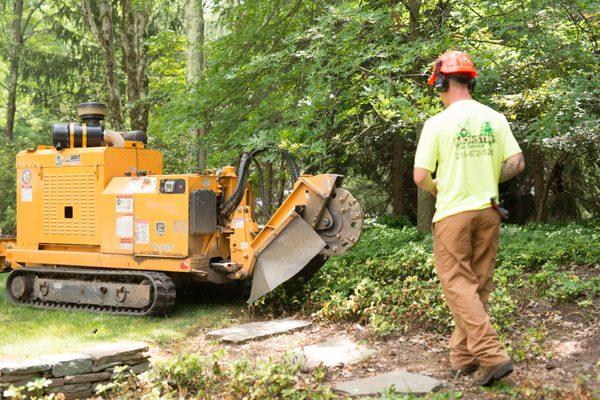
[318,187,364,256]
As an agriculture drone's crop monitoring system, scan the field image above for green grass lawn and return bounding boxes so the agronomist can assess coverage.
[0,273,242,358]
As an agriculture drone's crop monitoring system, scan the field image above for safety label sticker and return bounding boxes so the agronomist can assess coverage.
[120,237,133,251]
[232,217,244,229]
[116,195,134,213]
[21,169,33,202]
[135,220,150,244]
[55,154,81,166]
[21,188,33,202]
[116,215,134,238]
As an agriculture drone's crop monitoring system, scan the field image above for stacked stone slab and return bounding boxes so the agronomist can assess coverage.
[0,342,149,400]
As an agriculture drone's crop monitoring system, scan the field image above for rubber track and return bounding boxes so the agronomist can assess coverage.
[6,267,176,316]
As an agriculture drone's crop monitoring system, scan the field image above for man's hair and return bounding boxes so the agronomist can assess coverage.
[447,73,473,86]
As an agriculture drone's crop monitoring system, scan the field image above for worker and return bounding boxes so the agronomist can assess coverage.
[413,50,525,386]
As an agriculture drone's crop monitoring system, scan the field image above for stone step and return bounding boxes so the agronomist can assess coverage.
[207,318,312,343]
[335,370,443,396]
[293,338,375,371]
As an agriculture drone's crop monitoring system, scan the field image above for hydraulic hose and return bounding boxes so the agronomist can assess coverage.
[219,149,264,218]
[282,150,300,183]
[218,148,300,219]
[253,158,272,219]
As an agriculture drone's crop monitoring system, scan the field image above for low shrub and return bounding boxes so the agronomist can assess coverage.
[100,353,334,400]
[255,220,600,336]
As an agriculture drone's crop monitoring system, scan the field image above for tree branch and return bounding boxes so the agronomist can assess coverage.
[21,0,44,35]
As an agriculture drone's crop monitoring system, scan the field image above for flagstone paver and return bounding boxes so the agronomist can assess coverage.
[207,318,312,343]
[294,338,375,370]
[335,370,443,395]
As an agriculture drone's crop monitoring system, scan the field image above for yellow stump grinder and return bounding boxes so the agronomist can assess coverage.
[2,103,363,315]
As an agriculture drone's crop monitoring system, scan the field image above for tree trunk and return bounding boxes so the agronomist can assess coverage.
[121,0,140,129]
[185,0,207,170]
[5,0,24,140]
[536,151,569,223]
[404,1,433,230]
[405,0,422,39]
[135,1,151,132]
[390,135,405,216]
[531,148,546,222]
[417,189,435,232]
[415,125,435,232]
[122,0,152,132]
[82,0,123,129]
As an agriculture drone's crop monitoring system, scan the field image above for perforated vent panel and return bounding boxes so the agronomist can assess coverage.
[42,171,97,242]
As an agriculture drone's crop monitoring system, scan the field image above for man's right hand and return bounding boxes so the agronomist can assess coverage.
[499,153,525,182]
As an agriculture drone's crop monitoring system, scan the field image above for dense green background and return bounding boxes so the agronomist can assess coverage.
[0,0,598,233]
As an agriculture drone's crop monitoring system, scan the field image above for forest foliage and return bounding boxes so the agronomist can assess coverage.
[0,0,599,233]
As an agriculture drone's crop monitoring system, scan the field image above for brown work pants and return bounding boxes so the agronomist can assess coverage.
[433,208,510,368]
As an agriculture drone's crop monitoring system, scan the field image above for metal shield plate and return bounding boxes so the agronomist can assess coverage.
[248,214,326,303]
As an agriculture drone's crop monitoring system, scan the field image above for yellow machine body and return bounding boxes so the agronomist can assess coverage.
[14,144,162,249]
[5,130,363,313]
[9,144,227,278]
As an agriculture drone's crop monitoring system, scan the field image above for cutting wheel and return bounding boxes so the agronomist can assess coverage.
[317,187,363,256]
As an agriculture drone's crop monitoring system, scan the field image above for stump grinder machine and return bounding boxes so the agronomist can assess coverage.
[1,103,363,315]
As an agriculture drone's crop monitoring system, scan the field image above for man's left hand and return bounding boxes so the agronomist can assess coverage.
[413,168,437,197]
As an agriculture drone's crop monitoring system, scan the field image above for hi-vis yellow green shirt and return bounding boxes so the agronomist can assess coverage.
[414,100,522,223]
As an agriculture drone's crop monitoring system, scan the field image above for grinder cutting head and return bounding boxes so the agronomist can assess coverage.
[316,187,363,256]
[248,178,364,303]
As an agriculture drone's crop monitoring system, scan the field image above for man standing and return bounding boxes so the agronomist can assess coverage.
[413,50,525,386]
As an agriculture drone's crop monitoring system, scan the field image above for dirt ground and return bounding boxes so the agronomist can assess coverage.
[157,297,599,399]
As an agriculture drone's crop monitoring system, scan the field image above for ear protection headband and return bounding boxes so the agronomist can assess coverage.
[433,60,448,92]
[468,77,476,92]
[433,60,477,93]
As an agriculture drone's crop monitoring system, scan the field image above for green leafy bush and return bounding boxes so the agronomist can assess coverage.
[256,220,599,336]
[102,353,334,400]
[0,135,41,236]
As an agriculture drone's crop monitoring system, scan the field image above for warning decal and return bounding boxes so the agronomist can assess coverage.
[123,177,157,194]
[21,188,33,202]
[116,215,134,238]
[120,237,133,250]
[135,220,150,244]
[21,169,32,202]
[116,195,134,213]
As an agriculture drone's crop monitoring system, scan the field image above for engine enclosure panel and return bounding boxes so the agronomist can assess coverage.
[101,175,218,258]
[16,145,162,249]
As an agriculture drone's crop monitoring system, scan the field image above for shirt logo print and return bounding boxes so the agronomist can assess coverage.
[454,120,496,159]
